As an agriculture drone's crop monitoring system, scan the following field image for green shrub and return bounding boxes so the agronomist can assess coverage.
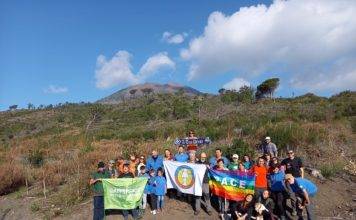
[319,162,344,178]
[223,139,255,159]
[27,149,44,167]
[31,202,40,212]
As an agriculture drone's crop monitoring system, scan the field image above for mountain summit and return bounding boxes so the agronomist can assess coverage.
[97,83,203,104]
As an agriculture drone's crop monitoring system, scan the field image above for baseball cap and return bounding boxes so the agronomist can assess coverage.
[265,136,271,140]
[232,154,239,159]
[109,160,115,164]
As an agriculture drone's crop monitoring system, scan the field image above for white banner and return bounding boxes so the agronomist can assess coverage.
[163,160,206,196]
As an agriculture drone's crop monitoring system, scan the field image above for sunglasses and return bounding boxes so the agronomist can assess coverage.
[287,152,294,154]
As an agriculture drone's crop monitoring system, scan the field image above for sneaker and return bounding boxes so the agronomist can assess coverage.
[194,211,200,215]
[152,210,157,215]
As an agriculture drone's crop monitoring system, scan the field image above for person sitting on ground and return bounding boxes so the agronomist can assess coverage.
[195,152,213,216]
[281,150,304,178]
[228,154,239,171]
[268,164,287,219]
[138,165,149,217]
[146,150,164,172]
[232,194,255,220]
[209,148,230,167]
[148,169,157,215]
[258,190,275,220]
[186,130,198,154]
[154,167,167,213]
[119,163,138,219]
[252,157,268,202]
[137,155,146,175]
[90,161,111,220]
[107,159,118,178]
[242,155,254,170]
[174,145,189,162]
[285,174,317,220]
[164,149,173,161]
[214,158,229,219]
[260,137,278,157]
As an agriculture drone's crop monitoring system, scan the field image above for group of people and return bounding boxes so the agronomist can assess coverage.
[90,135,317,220]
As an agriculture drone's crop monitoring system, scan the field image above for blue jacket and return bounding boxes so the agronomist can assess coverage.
[269,171,286,192]
[290,178,318,197]
[174,153,189,162]
[154,176,167,196]
[209,156,230,167]
[138,173,150,194]
[146,155,164,172]
[147,176,156,194]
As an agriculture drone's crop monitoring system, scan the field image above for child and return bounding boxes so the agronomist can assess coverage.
[148,169,157,215]
[138,165,149,216]
[154,167,167,213]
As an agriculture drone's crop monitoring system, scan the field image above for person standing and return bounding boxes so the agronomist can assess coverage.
[90,161,110,220]
[154,168,167,213]
[228,154,239,171]
[269,164,287,219]
[164,149,174,161]
[174,145,189,162]
[119,163,139,220]
[148,169,158,215]
[137,155,146,175]
[209,148,230,167]
[214,158,229,219]
[281,150,304,178]
[242,155,254,170]
[186,130,198,154]
[146,150,164,173]
[107,159,118,178]
[137,165,149,217]
[260,137,278,157]
[285,174,317,220]
[252,157,268,202]
[195,152,213,216]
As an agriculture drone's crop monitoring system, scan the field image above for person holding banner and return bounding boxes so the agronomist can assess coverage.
[174,145,189,162]
[195,152,213,216]
[252,157,268,202]
[214,158,230,219]
[118,163,139,220]
[90,161,111,220]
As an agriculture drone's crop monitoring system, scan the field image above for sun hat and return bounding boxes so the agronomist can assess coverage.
[232,154,239,159]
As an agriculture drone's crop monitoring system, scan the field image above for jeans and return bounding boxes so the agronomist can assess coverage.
[218,196,229,214]
[139,193,147,209]
[297,197,315,220]
[150,194,157,210]
[254,187,266,202]
[195,183,212,212]
[93,196,104,220]
[272,191,286,217]
[157,195,164,209]
[122,209,139,220]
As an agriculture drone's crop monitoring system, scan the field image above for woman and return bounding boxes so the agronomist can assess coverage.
[163,149,173,161]
[137,155,146,174]
[243,155,254,170]
[186,130,198,153]
[214,159,229,219]
[232,194,255,220]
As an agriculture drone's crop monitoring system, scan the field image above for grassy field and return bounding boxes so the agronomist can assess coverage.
[0,90,355,218]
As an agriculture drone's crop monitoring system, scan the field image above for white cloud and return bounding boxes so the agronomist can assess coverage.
[162,31,188,44]
[223,78,250,91]
[95,51,175,89]
[138,52,175,79]
[44,85,68,94]
[181,0,356,92]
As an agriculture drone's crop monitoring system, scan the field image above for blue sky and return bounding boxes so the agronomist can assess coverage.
[1,0,355,110]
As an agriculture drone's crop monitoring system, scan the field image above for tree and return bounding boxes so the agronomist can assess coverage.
[256,78,280,99]
[218,88,226,95]
[27,103,35,110]
[9,105,18,111]
[129,89,137,98]
[237,86,255,103]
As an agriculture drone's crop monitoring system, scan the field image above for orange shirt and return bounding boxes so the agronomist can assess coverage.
[253,165,268,188]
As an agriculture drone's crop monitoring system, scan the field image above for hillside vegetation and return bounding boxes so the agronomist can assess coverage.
[0,90,355,218]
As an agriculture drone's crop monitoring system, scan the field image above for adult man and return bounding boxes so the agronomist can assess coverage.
[174,145,189,162]
[252,157,268,202]
[285,174,317,220]
[281,150,304,178]
[195,152,213,216]
[146,150,164,172]
[260,137,278,157]
[209,148,230,167]
[228,154,239,171]
[119,163,139,220]
[90,161,110,220]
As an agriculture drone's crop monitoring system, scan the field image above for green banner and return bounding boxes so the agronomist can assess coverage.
[102,177,148,210]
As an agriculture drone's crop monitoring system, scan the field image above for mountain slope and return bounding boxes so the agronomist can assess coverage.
[97,83,203,104]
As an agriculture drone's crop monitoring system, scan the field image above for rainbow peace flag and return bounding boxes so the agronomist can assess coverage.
[208,169,255,201]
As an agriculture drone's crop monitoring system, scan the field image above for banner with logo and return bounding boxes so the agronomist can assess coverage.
[208,169,255,201]
[163,161,206,196]
[102,177,148,209]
